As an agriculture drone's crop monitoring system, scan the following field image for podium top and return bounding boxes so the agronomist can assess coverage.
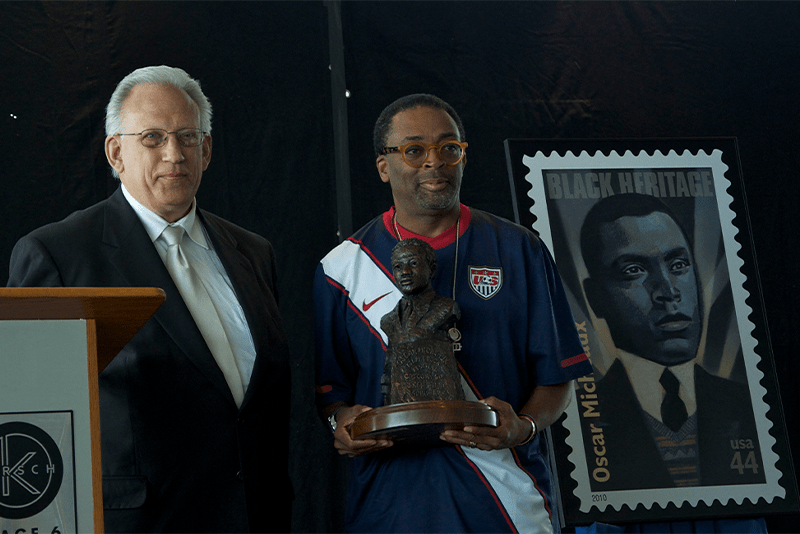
[0,287,165,373]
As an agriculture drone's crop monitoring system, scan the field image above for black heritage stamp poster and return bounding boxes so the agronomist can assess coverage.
[504,139,798,525]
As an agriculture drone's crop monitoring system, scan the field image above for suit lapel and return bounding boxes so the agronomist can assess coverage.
[199,210,274,407]
[409,289,435,327]
[601,360,673,486]
[103,188,236,406]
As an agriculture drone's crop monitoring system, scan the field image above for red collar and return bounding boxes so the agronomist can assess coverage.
[382,204,470,250]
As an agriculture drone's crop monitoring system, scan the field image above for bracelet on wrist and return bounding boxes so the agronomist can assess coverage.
[327,405,347,433]
[518,413,538,445]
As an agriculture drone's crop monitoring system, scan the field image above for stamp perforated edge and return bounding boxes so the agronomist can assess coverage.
[522,148,783,513]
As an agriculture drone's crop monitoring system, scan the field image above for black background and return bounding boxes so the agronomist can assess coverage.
[2,2,798,532]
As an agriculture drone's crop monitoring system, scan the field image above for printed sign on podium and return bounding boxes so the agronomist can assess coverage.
[0,288,164,533]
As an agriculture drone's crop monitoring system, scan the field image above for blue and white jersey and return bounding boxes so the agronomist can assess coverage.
[314,205,591,533]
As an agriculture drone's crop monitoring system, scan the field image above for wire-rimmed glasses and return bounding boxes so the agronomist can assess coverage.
[117,128,207,148]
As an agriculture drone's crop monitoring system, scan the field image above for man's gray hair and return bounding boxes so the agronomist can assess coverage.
[105,65,212,136]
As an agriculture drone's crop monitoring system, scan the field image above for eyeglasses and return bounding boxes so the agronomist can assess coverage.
[380,140,468,168]
[117,128,207,148]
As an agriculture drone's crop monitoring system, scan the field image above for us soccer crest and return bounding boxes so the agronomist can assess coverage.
[468,266,502,300]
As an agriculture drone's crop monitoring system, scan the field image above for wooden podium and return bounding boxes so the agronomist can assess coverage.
[0,288,165,533]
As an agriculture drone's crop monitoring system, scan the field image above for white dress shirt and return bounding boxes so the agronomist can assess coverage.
[617,350,697,424]
[121,185,256,393]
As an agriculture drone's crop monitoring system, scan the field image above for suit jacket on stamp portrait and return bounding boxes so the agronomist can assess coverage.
[581,358,764,491]
[7,186,293,533]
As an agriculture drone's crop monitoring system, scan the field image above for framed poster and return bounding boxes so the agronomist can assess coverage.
[504,138,798,526]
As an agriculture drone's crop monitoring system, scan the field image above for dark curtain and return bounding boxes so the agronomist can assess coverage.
[1,1,798,532]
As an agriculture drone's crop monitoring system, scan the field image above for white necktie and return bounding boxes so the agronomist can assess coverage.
[161,225,245,407]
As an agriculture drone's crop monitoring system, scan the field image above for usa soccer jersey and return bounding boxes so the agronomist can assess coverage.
[314,204,591,533]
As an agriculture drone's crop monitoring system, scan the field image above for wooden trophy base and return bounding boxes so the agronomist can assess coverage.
[349,400,497,447]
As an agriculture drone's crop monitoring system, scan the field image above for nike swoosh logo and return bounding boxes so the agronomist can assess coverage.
[362,292,391,311]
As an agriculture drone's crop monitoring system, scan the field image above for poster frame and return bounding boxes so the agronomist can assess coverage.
[504,138,799,526]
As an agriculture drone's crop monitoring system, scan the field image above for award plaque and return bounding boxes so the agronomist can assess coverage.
[356,239,499,446]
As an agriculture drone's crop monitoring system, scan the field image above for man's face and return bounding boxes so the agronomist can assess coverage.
[585,211,701,366]
[392,246,433,296]
[376,106,464,219]
[105,84,212,222]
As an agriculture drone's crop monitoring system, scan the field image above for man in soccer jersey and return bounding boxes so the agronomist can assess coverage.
[314,93,592,532]
[580,193,763,490]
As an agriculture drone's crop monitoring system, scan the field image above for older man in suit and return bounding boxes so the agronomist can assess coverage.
[7,66,292,533]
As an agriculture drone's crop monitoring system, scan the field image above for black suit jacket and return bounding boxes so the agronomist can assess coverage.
[7,187,293,533]
[581,358,764,491]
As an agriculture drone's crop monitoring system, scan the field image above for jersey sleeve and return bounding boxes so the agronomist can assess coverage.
[313,261,358,414]
[525,234,592,385]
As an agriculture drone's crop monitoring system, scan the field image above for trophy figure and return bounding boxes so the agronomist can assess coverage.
[350,239,497,445]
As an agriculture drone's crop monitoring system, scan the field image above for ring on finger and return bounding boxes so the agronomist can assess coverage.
[469,441,477,448]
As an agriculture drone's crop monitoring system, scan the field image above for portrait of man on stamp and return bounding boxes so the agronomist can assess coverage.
[578,193,764,490]
[512,146,785,521]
